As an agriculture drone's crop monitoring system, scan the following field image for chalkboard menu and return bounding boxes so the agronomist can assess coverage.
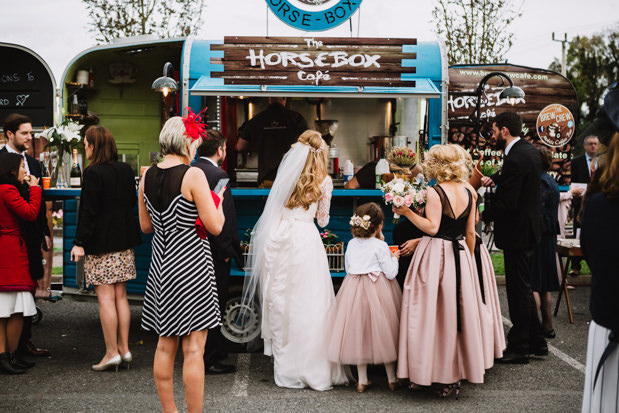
[0,44,55,128]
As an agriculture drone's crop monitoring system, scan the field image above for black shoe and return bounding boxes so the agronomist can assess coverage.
[10,352,34,369]
[0,352,26,374]
[496,351,529,364]
[205,362,236,375]
[544,329,556,339]
[568,270,580,276]
[529,346,549,357]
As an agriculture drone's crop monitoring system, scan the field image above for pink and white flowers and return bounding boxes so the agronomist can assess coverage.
[381,175,429,221]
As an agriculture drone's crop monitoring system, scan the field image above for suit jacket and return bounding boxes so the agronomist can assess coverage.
[0,147,50,238]
[484,139,542,250]
[73,162,142,255]
[570,153,591,220]
[194,158,242,266]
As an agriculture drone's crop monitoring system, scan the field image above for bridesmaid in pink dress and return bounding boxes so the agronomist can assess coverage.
[393,144,486,399]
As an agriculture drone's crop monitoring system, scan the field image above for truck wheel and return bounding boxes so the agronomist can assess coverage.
[220,286,261,352]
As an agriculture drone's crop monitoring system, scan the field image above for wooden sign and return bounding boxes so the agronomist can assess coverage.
[447,64,579,186]
[211,37,417,88]
[0,45,55,128]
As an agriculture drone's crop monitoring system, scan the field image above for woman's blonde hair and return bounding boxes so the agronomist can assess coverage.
[158,117,201,162]
[422,144,469,183]
[453,144,474,179]
[599,132,619,197]
[286,130,329,210]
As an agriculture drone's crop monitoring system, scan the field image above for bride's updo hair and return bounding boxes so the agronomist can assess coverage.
[158,117,201,162]
[423,144,469,183]
[286,130,329,210]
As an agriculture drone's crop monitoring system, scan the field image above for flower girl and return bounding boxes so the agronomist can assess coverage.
[327,202,403,392]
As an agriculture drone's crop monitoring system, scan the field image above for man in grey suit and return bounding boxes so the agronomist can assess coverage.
[194,129,242,375]
[482,111,547,364]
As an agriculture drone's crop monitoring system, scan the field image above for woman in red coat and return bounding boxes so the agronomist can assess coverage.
[0,153,42,374]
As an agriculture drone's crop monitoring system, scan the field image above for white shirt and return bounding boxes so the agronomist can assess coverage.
[504,137,521,156]
[200,156,218,167]
[5,144,30,175]
[344,237,398,280]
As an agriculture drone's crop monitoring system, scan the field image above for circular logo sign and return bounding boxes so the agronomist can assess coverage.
[266,0,363,31]
[536,104,575,147]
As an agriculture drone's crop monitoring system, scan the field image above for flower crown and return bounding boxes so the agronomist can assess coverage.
[349,214,372,230]
[182,108,208,142]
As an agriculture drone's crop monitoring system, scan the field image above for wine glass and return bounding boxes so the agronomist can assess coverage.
[40,151,51,176]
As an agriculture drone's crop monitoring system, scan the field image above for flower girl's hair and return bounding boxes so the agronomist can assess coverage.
[286,130,329,210]
[350,202,384,238]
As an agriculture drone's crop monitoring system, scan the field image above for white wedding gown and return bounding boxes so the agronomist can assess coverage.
[260,176,349,390]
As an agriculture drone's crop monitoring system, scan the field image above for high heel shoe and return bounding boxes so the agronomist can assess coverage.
[388,379,406,391]
[91,355,121,372]
[437,381,461,399]
[121,352,132,370]
[355,381,372,393]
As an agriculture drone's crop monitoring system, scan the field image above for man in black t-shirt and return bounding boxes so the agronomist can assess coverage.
[343,160,377,189]
[236,97,307,187]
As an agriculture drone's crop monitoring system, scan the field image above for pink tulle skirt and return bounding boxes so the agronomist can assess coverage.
[328,272,402,365]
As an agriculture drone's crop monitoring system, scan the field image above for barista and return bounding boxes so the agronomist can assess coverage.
[236,97,307,188]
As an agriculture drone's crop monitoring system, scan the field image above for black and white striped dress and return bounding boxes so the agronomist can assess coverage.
[141,165,221,337]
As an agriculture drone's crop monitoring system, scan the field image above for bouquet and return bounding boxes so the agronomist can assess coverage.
[387,146,417,167]
[382,175,429,222]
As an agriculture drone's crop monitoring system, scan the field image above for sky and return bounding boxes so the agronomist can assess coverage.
[1,0,617,84]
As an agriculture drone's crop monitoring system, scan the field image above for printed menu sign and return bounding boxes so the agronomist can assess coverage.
[0,45,55,127]
[447,64,579,186]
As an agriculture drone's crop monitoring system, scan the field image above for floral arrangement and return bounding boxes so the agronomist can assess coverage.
[319,229,340,246]
[37,119,84,154]
[52,209,63,228]
[382,175,429,221]
[387,146,417,167]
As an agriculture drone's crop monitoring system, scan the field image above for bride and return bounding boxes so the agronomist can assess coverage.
[242,130,349,391]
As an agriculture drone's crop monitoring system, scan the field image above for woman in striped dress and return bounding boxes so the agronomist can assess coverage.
[138,115,225,413]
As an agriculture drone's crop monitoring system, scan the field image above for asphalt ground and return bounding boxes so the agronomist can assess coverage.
[0,281,591,413]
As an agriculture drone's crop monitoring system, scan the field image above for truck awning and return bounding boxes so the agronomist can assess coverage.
[189,75,441,99]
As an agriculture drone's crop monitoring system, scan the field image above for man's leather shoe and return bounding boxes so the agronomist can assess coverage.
[25,341,51,357]
[205,362,236,375]
[497,351,529,364]
[529,346,549,357]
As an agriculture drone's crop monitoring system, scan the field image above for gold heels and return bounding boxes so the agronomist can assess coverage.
[121,351,132,370]
[91,355,121,372]
[355,381,372,393]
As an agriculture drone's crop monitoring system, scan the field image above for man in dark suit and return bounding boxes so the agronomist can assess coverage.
[2,113,52,358]
[482,111,546,364]
[568,135,599,275]
[194,129,242,375]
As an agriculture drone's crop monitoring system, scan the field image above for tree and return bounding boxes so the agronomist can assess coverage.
[431,0,522,65]
[83,0,205,43]
[550,28,619,124]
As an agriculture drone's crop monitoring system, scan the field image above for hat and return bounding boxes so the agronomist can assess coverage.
[580,82,619,146]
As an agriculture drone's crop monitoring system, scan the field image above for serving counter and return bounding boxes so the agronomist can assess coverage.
[44,187,394,296]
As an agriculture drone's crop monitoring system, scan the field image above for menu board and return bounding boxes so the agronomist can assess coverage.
[0,45,55,128]
[447,64,579,186]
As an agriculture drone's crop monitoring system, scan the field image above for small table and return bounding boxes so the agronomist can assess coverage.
[554,244,583,324]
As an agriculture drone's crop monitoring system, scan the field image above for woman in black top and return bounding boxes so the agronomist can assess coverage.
[70,126,141,372]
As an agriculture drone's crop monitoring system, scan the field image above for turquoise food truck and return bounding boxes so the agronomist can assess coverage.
[45,35,447,348]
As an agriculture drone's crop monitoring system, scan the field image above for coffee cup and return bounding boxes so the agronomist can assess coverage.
[42,177,51,189]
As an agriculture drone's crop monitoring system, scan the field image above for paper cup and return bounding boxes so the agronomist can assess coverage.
[42,177,51,189]
[389,245,399,253]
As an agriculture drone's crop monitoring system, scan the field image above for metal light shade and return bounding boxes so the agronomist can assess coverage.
[500,85,525,105]
[152,62,178,97]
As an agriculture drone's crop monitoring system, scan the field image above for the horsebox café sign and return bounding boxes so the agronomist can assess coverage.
[211,36,417,87]
[266,0,363,31]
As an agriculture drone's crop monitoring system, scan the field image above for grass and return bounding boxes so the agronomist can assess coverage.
[489,252,591,275]
[52,266,63,275]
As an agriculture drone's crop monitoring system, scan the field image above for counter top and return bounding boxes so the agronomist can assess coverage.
[44,188,385,198]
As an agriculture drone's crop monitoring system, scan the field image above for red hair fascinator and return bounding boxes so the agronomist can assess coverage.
[182,107,208,142]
